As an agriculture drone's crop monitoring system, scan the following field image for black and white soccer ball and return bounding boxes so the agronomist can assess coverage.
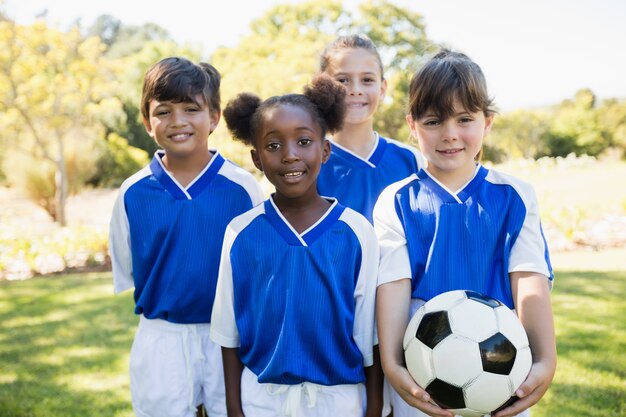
[403,290,532,417]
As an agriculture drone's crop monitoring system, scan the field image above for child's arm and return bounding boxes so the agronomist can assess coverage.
[377,279,454,417]
[109,189,134,294]
[494,271,556,417]
[222,347,245,417]
[364,346,384,417]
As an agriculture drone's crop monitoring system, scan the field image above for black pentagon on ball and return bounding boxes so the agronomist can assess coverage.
[479,332,517,375]
[426,378,465,409]
[464,290,503,308]
[416,311,452,349]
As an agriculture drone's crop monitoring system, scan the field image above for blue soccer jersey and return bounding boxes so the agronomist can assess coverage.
[317,134,425,223]
[373,165,553,309]
[109,150,264,324]
[210,198,378,386]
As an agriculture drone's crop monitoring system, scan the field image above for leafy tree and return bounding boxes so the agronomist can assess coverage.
[0,19,123,225]
[487,109,551,160]
[548,89,609,157]
[85,14,121,48]
[352,0,436,139]
[210,0,349,169]
[597,97,626,158]
[209,0,436,168]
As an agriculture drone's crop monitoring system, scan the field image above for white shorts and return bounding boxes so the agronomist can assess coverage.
[240,367,365,417]
[129,316,226,417]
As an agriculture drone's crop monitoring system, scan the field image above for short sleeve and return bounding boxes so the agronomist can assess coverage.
[373,178,413,286]
[507,181,553,281]
[209,224,241,348]
[109,188,133,294]
[341,209,379,367]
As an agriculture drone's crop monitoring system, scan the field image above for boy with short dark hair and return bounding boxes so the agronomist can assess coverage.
[109,56,263,417]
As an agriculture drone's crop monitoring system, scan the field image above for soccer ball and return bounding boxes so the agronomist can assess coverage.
[403,290,532,417]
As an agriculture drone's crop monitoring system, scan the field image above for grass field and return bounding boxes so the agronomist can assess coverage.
[1,250,625,417]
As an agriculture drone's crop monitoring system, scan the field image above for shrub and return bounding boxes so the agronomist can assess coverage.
[88,133,150,187]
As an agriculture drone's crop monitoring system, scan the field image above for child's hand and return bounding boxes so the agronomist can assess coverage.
[492,360,555,417]
[386,364,454,417]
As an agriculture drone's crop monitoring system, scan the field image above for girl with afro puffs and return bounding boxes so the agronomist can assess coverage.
[210,74,382,417]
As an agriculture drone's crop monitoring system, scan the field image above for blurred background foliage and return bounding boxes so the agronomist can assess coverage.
[0,0,624,227]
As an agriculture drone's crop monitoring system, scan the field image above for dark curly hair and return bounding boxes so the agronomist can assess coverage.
[223,73,346,147]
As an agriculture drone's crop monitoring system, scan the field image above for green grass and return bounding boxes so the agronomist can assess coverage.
[1,257,625,417]
[0,272,135,417]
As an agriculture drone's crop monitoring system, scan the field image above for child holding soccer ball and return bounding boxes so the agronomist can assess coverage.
[374,49,556,417]
[210,74,382,417]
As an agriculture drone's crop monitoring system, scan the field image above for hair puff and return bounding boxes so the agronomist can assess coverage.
[303,73,346,134]
[223,93,262,146]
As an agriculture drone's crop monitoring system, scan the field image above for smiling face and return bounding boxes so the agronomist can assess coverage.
[324,48,387,127]
[143,94,219,161]
[251,104,330,204]
[407,98,494,188]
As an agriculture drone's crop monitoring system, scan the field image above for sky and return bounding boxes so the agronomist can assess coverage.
[5,0,626,111]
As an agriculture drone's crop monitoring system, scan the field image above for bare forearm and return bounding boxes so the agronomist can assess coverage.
[495,272,557,416]
[376,280,453,417]
[222,347,244,417]
[511,272,557,369]
[376,279,412,373]
[364,346,384,417]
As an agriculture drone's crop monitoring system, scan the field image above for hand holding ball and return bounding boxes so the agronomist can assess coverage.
[403,290,532,416]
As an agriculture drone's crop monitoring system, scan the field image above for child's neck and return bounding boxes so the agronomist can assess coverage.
[273,193,332,234]
[162,150,213,188]
[332,122,376,159]
[427,162,478,193]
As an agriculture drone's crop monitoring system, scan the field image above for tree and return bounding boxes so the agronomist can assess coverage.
[85,14,121,48]
[546,89,609,157]
[597,97,626,158]
[0,19,123,225]
[486,109,551,160]
[209,0,436,168]
[352,1,436,139]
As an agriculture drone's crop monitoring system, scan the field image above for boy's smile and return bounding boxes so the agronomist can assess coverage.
[144,94,218,161]
[168,132,194,142]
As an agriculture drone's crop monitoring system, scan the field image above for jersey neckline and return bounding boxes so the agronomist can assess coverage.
[263,197,346,246]
[328,133,387,168]
[150,149,225,200]
[417,165,489,204]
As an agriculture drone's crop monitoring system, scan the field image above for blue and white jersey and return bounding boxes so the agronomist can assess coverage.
[317,133,425,223]
[373,165,553,309]
[210,197,378,385]
[109,150,264,324]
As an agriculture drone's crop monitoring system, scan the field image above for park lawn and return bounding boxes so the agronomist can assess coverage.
[1,251,625,417]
